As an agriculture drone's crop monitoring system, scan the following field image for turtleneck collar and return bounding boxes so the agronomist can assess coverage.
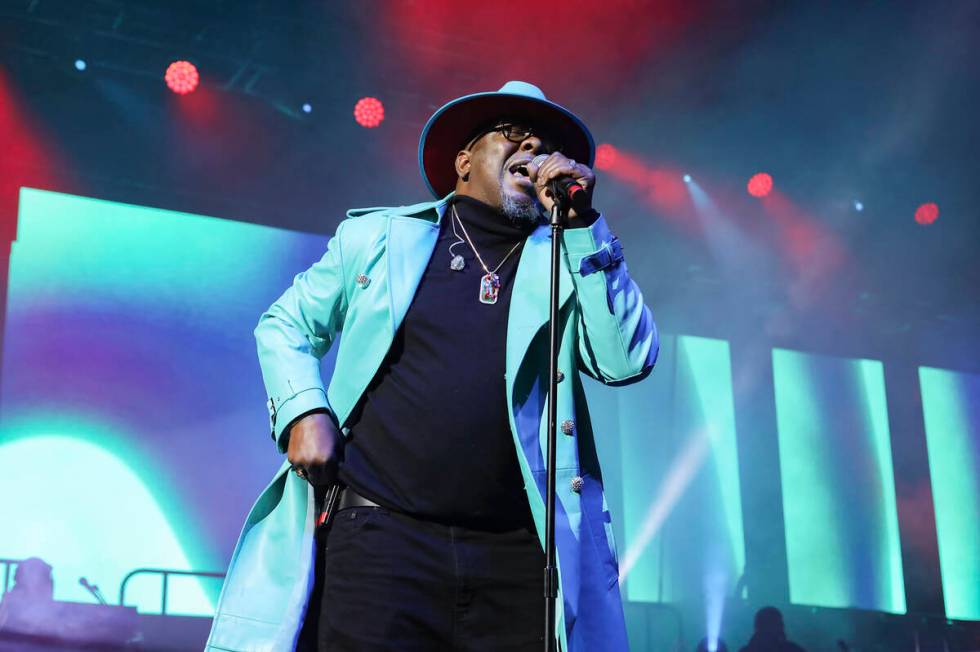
[451,194,538,241]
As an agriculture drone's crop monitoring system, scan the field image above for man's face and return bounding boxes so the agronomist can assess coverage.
[456,121,561,224]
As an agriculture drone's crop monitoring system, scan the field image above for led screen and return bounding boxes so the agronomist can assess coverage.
[774,348,906,613]
[919,366,980,621]
[0,188,330,615]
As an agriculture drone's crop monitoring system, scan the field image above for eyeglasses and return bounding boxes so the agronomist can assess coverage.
[466,122,562,153]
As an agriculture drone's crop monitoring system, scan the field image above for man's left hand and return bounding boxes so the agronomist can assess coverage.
[532,152,596,221]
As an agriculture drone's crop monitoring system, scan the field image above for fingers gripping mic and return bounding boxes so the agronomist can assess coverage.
[530,154,590,212]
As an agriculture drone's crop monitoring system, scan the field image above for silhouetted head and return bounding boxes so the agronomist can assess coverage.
[11,557,54,599]
[754,606,786,640]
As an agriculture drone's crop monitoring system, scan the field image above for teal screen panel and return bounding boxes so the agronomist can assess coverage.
[773,348,906,613]
[617,334,745,612]
[0,188,330,615]
[919,366,980,621]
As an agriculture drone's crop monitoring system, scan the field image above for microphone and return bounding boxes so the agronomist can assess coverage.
[79,577,107,604]
[530,154,590,213]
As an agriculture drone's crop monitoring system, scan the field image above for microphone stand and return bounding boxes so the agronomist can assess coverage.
[543,191,568,652]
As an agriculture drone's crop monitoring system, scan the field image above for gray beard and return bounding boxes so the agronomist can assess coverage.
[500,192,543,228]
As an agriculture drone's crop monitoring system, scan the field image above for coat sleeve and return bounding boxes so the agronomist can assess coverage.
[562,214,659,385]
[255,220,350,452]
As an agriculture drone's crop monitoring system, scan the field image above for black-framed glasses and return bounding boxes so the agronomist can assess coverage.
[465,121,562,153]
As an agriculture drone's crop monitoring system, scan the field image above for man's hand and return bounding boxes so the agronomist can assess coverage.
[286,411,343,487]
[532,152,596,221]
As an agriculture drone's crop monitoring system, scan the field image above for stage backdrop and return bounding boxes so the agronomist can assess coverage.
[0,187,332,615]
[1,188,977,625]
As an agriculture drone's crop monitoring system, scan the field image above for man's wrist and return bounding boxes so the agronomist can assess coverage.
[288,408,330,434]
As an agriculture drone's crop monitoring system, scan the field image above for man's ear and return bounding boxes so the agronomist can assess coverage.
[455,149,471,182]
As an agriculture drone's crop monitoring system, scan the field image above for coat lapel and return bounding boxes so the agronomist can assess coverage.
[506,225,575,388]
[386,212,442,331]
[332,199,446,429]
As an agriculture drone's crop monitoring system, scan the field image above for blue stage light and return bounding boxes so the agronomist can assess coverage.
[74,59,87,71]
[302,103,312,114]
[683,174,692,184]
[854,200,864,211]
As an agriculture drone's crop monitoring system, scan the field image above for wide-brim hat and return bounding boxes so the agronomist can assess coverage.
[418,81,595,198]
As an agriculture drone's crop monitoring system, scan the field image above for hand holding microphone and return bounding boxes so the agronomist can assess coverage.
[529,152,595,219]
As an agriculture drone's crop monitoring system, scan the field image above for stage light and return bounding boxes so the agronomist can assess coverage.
[302,103,312,114]
[747,172,772,198]
[683,174,692,184]
[74,59,87,72]
[165,60,199,95]
[594,143,618,170]
[353,97,384,128]
[914,202,939,225]
[854,200,864,212]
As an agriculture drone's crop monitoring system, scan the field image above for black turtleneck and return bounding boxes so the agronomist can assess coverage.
[338,195,536,531]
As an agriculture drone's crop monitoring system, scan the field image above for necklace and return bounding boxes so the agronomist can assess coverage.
[451,204,523,305]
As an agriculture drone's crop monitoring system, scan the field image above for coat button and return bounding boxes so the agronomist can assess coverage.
[570,476,584,493]
[356,273,370,288]
[556,371,565,383]
[561,419,575,435]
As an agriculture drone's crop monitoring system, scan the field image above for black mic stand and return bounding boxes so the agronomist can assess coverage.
[543,188,569,652]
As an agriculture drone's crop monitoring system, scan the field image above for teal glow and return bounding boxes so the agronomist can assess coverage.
[0,427,219,616]
[919,367,980,620]
[774,348,906,613]
[618,335,744,604]
[11,187,293,318]
[681,336,745,576]
[0,188,327,617]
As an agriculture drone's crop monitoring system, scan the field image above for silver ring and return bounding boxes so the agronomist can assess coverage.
[293,466,307,479]
[568,159,577,168]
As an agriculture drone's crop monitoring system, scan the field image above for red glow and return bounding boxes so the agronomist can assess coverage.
[595,145,692,228]
[594,144,618,170]
[0,68,76,239]
[378,2,701,102]
[165,61,199,95]
[760,190,849,304]
[914,202,939,225]
[747,172,773,198]
[354,97,385,128]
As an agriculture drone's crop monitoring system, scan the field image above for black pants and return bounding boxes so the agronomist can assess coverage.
[298,506,547,651]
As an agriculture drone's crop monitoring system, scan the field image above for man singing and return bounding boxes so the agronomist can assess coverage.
[207,81,659,652]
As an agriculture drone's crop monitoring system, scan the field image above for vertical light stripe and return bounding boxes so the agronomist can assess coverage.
[920,367,980,620]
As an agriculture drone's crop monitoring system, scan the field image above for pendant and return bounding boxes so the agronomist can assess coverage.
[479,272,501,304]
[450,254,465,271]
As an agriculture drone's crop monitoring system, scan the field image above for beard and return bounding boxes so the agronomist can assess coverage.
[500,190,543,228]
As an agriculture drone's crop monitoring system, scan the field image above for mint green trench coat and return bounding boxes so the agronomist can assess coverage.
[205,194,659,651]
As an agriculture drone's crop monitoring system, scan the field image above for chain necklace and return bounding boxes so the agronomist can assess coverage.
[450,204,523,305]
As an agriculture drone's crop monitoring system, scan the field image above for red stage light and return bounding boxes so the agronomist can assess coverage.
[354,97,385,128]
[595,143,618,170]
[914,202,939,225]
[165,61,199,95]
[747,172,773,198]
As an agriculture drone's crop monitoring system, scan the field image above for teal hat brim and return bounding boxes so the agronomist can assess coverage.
[418,87,595,198]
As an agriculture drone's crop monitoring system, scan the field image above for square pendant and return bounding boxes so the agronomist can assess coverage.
[479,273,501,304]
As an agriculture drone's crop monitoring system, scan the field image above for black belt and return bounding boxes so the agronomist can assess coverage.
[337,485,383,512]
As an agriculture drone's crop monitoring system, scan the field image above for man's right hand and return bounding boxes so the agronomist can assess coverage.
[286,410,343,487]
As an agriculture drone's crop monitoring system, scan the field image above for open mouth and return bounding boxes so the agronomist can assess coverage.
[508,161,532,183]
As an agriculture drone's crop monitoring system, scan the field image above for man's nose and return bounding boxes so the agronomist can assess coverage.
[519,135,544,154]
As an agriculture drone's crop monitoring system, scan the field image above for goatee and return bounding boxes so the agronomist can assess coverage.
[500,192,543,229]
